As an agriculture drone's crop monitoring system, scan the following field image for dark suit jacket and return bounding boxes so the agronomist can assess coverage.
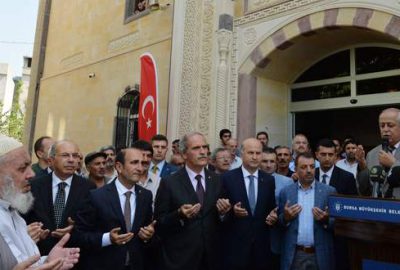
[220,167,276,270]
[24,173,95,255]
[154,167,222,270]
[315,166,358,195]
[316,166,356,270]
[73,180,153,270]
[160,162,178,178]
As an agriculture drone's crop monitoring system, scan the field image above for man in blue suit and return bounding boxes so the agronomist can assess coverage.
[73,147,155,270]
[221,138,277,270]
[279,152,336,270]
[150,134,178,179]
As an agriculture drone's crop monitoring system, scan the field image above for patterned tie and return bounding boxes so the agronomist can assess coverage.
[248,175,256,215]
[322,174,328,184]
[54,182,67,228]
[124,191,132,231]
[124,191,132,266]
[195,175,204,205]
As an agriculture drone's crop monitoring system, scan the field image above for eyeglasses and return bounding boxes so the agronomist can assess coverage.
[216,156,231,161]
[57,153,80,159]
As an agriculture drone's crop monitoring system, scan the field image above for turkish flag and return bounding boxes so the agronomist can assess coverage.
[138,53,158,141]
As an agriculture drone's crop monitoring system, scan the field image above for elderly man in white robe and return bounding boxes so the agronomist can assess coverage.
[0,134,80,270]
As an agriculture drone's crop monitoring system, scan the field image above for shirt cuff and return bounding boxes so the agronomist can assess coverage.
[39,256,47,266]
[102,233,112,247]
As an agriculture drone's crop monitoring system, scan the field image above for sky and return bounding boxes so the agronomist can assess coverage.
[0,0,39,77]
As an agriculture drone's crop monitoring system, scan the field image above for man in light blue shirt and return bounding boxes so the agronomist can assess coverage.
[279,153,336,270]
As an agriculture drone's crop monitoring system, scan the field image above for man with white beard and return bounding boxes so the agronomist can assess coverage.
[0,134,80,269]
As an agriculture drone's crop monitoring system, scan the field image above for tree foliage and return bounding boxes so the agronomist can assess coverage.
[0,80,25,141]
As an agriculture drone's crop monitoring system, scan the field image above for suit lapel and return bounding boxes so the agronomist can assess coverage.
[237,171,251,214]
[289,184,299,228]
[395,149,400,160]
[314,181,323,209]
[62,175,80,224]
[180,168,199,203]
[132,185,144,232]
[315,168,320,182]
[203,169,214,212]
[108,181,127,232]
[254,173,266,216]
[45,174,57,229]
[329,167,339,188]
[289,184,298,205]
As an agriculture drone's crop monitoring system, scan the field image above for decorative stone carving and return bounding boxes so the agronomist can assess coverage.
[237,0,320,26]
[178,0,202,135]
[215,29,232,140]
[198,0,215,138]
[243,27,257,45]
[248,0,292,13]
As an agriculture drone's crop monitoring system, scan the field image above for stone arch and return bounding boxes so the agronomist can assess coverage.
[236,7,400,142]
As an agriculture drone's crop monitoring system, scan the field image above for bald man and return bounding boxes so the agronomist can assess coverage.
[220,138,276,270]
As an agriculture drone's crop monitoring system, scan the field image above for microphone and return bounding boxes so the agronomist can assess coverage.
[370,166,386,198]
[382,137,390,153]
[387,166,400,188]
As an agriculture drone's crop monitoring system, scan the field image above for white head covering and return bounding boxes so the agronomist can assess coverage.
[0,134,22,157]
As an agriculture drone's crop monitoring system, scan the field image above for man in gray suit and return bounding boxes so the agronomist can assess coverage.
[358,108,400,197]
[279,152,336,270]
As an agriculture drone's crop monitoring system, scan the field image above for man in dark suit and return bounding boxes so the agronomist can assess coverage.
[279,153,336,270]
[315,138,358,195]
[24,140,95,255]
[74,147,155,270]
[221,138,276,270]
[314,138,357,270]
[154,132,231,270]
[150,134,178,179]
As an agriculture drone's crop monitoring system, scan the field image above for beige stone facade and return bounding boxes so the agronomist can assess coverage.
[25,0,400,153]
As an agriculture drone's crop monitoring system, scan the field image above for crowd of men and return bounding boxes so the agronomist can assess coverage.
[1,107,400,270]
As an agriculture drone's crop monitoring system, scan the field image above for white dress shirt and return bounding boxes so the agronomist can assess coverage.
[319,166,334,185]
[230,156,243,170]
[336,159,358,178]
[101,179,136,247]
[137,172,160,207]
[241,167,259,203]
[185,166,206,192]
[51,173,73,203]
[0,199,44,266]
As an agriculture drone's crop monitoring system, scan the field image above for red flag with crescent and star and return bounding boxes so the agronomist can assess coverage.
[138,53,158,141]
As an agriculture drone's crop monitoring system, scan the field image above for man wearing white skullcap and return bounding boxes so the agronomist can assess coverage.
[0,134,80,269]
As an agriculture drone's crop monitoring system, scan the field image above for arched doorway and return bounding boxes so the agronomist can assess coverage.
[292,45,400,151]
[236,7,400,148]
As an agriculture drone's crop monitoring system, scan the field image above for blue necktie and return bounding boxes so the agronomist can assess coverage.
[248,175,256,215]
[322,174,328,184]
